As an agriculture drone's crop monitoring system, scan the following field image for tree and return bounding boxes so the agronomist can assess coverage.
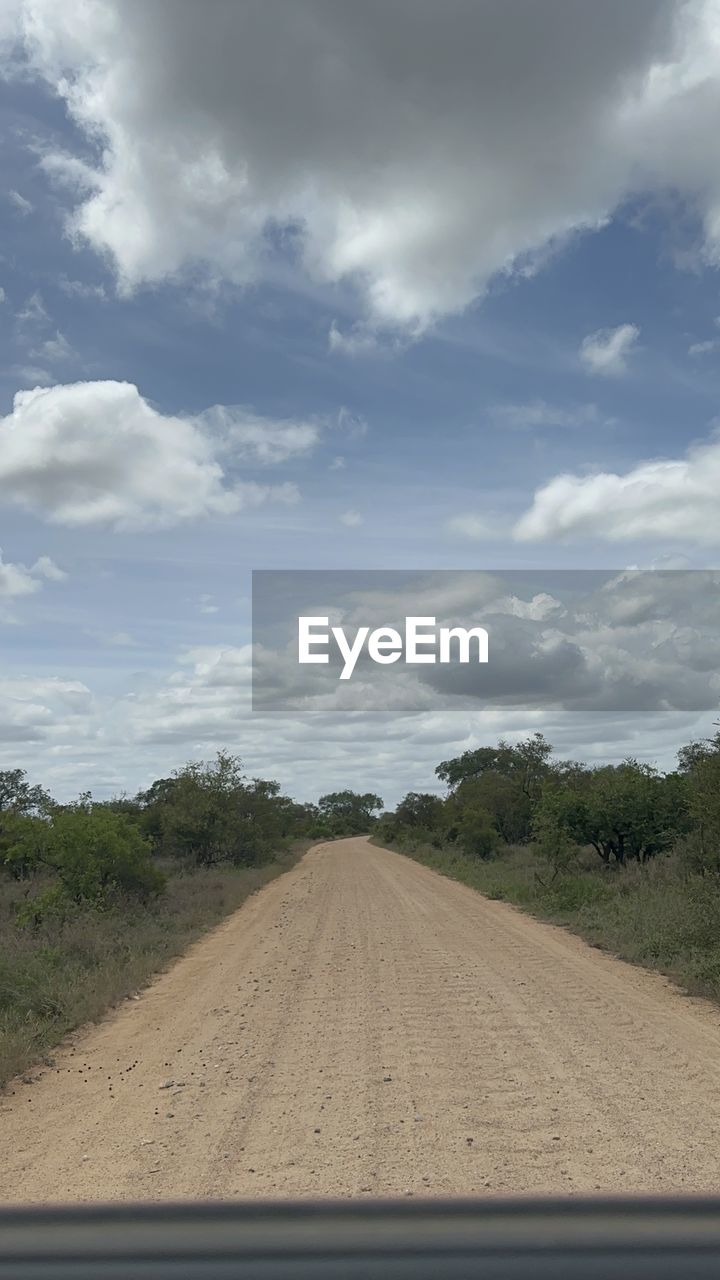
[147,754,258,865]
[0,768,51,818]
[456,773,532,844]
[139,753,306,866]
[678,732,720,873]
[534,760,690,866]
[394,792,445,831]
[0,769,53,878]
[317,790,384,835]
[377,792,446,848]
[532,792,579,879]
[436,733,553,803]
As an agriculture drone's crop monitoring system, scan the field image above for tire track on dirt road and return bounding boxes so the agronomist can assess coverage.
[2,837,720,1202]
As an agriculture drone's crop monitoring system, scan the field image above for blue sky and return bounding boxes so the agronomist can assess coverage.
[2,0,720,805]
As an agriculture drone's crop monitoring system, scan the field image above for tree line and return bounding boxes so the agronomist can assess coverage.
[375,730,720,876]
[0,754,383,923]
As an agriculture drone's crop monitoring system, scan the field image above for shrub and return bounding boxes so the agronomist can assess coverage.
[455,803,499,859]
[19,805,165,920]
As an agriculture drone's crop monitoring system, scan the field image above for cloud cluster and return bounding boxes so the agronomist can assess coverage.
[0,675,94,744]
[0,549,65,602]
[9,1,720,330]
[515,427,720,544]
[0,381,307,530]
[4,572,719,804]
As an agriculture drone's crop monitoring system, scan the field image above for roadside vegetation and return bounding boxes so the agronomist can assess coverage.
[373,730,720,1003]
[0,755,379,1087]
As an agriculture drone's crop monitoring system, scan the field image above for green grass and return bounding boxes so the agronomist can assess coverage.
[375,835,720,1004]
[0,846,304,1089]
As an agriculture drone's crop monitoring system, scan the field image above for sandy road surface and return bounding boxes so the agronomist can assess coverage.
[3,836,720,1202]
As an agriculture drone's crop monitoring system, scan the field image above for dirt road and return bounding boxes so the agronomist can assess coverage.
[3,836,720,1202]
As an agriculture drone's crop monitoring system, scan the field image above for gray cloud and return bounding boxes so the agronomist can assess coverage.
[14,1,720,331]
[253,569,720,716]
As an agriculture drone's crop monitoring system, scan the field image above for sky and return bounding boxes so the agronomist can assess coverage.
[2,0,720,806]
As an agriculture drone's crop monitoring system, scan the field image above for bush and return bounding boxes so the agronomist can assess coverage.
[138,753,313,865]
[17,805,165,921]
[455,803,499,859]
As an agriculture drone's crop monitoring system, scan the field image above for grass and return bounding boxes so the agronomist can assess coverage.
[0,845,305,1089]
[374,835,720,1004]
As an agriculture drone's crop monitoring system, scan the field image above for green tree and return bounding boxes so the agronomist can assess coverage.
[147,754,256,865]
[317,790,384,835]
[394,792,445,832]
[678,732,720,873]
[140,753,304,866]
[457,773,532,844]
[532,786,581,878]
[0,768,51,817]
[436,733,553,805]
[535,760,689,866]
[0,769,52,879]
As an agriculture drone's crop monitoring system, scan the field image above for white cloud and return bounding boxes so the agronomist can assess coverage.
[492,593,566,622]
[688,319,720,355]
[446,514,504,540]
[196,405,321,465]
[198,594,219,615]
[57,275,107,300]
[340,509,363,527]
[336,407,369,438]
[688,338,720,355]
[580,323,640,376]
[32,329,75,364]
[0,286,6,304]
[14,1,720,331]
[31,555,67,581]
[16,291,49,330]
[0,675,94,746]
[0,548,66,600]
[328,322,381,356]
[90,629,137,647]
[329,456,345,471]
[0,551,41,598]
[16,294,76,366]
[515,427,720,544]
[0,380,305,531]
[489,400,608,430]
[12,364,51,385]
[8,189,32,216]
[125,645,253,746]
